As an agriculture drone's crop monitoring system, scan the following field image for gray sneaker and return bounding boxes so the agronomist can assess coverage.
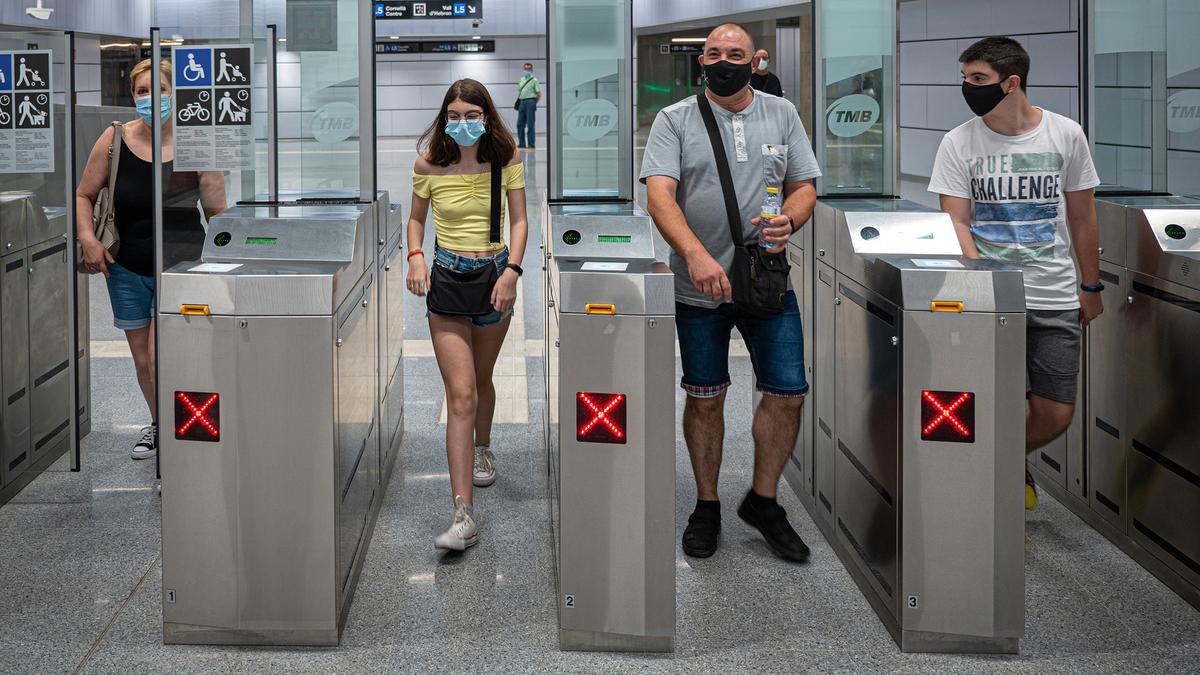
[473,444,496,487]
[131,425,157,460]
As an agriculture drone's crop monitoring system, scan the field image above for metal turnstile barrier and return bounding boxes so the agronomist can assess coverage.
[785,198,1027,653]
[157,194,404,645]
[543,200,675,652]
[1031,195,1200,611]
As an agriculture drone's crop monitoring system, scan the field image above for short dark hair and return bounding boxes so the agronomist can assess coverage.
[959,37,1030,91]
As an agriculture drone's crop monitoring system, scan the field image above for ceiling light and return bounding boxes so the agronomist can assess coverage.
[670,37,706,43]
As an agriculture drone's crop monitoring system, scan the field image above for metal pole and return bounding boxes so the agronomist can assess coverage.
[360,0,378,200]
[812,0,825,196]
[151,27,163,481]
[267,24,279,201]
[65,30,79,471]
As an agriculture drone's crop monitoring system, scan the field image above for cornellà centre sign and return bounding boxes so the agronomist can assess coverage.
[374,1,482,19]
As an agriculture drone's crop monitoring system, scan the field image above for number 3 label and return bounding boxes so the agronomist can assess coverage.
[564,594,575,608]
[907,595,918,609]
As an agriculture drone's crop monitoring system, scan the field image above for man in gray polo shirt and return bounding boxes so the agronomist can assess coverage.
[641,23,821,562]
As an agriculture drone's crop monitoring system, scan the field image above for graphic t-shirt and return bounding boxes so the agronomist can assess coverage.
[927,109,1100,310]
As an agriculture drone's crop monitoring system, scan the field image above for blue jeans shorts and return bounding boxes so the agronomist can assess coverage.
[105,262,156,331]
[676,290,809,398]
[427,246,514,327]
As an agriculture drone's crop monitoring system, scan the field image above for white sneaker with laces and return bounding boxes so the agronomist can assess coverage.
[434,495,478,551]
[131,425,158,460]
[473,444,496,487]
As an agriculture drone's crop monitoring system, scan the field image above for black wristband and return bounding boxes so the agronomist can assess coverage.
[506,263,524,277]
[1080,282,1104,293]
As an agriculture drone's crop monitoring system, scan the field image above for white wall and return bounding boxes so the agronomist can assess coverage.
[898,0,1081,205]
[271,36,547,139]
[0,0,151,36]
[634,0,804,30]
[74,37,102,107]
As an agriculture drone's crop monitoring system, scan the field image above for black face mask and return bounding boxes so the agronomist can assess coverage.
[961,80,1009,117]
[703,60,753,97]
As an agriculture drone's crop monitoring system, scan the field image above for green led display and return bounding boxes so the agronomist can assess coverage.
[246,237,278,245]
[597,235,632,243]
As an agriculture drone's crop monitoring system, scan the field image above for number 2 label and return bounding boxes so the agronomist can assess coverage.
[564,594,575,609]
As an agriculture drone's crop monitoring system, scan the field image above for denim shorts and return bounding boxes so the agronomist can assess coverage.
[105,262,155,331]
[675,291,809,398]
[427,246,514,327]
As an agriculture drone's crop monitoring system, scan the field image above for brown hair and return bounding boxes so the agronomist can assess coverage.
[129,57,172,92]
[960,37,1030,91]
[418,79,516,167]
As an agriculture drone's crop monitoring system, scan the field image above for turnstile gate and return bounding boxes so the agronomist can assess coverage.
[157,195,403,645]
[785,198,1027,653]
[1032,195,1200,611]
[543,201,675,652]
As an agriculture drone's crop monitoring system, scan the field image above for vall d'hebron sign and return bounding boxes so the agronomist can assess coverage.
[171,45,255,172]
[0,50,54,173]
[374,0,482,19]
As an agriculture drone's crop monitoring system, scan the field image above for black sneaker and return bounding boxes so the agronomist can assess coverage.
[682,505,721,558]
[737,491,810,563]
[131,424,157,460]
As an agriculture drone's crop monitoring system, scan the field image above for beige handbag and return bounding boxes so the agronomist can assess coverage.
[77,122,123,272]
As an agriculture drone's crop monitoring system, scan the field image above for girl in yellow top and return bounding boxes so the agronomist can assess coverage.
[407,79,528,551]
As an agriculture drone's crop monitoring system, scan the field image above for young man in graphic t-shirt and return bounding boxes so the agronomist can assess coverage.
[928,37,1103,511]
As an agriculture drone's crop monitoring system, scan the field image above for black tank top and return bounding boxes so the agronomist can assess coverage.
[112,141,204,277]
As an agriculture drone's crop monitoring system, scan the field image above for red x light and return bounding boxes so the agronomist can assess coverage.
[920,390,974,443]
[175,391,220,442]
[576,392,627,444]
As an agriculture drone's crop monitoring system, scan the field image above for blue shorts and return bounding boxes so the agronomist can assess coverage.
[676,291,809,398]
[105,262,155,331]
[426,246,514,328]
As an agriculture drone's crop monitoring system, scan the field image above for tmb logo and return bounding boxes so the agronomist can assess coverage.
[1167,90,1200,135]
[565,98,618,142]
[826,93,880,138]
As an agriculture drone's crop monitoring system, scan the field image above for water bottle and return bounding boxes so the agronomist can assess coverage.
[759,179,782,249]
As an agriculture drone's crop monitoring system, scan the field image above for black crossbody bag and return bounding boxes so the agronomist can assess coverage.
[426,162,503,317]
[695,94,790,317]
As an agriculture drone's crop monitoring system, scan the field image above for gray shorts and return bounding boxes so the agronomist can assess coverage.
[1027,309,1082,405]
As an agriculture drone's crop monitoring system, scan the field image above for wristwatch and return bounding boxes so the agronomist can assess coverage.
[506,263,524,277]
[1080,282,1104,293]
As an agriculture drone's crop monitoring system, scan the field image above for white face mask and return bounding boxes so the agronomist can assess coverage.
[758,58,769,70]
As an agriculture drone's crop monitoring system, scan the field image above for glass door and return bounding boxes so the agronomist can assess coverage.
[0,28,79,488]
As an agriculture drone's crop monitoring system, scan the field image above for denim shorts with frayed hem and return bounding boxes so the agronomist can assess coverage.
[105,262,155,331]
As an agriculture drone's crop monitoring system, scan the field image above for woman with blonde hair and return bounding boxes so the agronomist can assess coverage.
[76,58,226,459]
[407,79,528,551]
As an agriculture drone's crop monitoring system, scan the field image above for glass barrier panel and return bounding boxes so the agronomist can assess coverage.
[1093,0,1167,193]
[1166,0,1200,197]
[814,0,896,196]
[550,0,632,200]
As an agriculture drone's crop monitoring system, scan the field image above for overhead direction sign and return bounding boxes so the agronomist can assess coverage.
[374,0,482,19]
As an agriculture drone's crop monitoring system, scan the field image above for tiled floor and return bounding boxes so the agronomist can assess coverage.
[1,134,1198,673]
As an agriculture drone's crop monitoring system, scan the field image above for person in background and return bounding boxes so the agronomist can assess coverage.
[642,24,820,563]
[515,63,541,150]
[75,58,227,460]
[928,37,1102,511]
[407,79,528,551]
[749,49,783,97]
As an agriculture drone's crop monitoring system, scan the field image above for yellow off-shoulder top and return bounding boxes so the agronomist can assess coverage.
[412,163,525,251]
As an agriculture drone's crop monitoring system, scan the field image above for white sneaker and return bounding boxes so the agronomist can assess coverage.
[434,495,478,551]
[473,444,496,487]
[131,425,157,460]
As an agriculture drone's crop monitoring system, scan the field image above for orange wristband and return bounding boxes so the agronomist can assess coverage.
[406,248,424,261]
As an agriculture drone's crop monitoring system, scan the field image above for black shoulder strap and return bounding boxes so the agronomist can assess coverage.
[695,94,745,250]
[490,161,502,245]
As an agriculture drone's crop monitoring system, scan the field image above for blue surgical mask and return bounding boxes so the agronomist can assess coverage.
[444,119,486,147]
[135,95,171,126]
[523,70,532,77]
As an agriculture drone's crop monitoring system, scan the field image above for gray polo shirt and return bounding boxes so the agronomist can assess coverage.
[639,91,821,308]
